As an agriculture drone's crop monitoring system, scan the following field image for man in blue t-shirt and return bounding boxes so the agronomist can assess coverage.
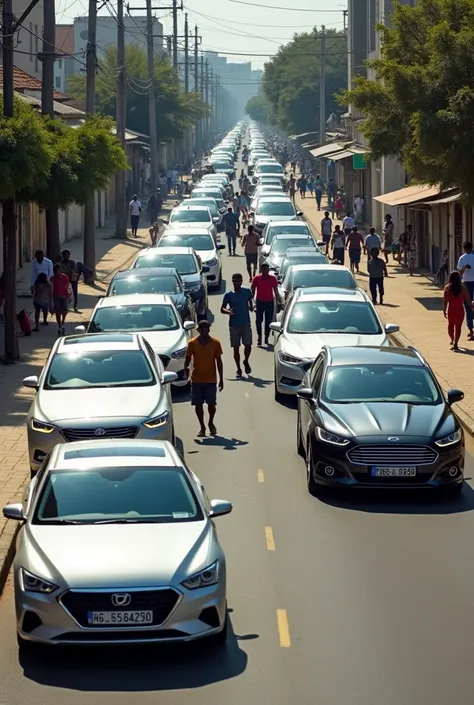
[222,207,240,256]
[220,272,254,377]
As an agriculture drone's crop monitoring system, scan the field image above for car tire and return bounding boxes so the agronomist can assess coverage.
[207,616,228,648]
[297,407,305,458]
[274,371,284,403]
[306,440,321,496]
[171,424,176,446]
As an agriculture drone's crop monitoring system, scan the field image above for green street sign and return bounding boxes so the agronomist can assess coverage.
[353,153,367,169]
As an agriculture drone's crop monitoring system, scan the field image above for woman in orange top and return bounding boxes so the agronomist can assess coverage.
[443,270,474,350]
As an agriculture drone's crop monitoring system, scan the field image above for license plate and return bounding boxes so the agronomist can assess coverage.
[87,610,153,625]
[370,467,416,477]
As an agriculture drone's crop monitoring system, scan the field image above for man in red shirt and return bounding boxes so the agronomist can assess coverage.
[251,263,280,346]
[51,263,70,335]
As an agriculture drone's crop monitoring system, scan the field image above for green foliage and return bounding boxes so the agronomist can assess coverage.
[342,0,474,201]
[261,29,347,135]
[245,92,269,123]
[67,45,210,141]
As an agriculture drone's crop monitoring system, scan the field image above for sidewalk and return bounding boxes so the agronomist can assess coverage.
[0,221,153,591]
[296,192,474,436]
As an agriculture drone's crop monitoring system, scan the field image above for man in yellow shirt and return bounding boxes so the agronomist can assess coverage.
[184,319,224,437]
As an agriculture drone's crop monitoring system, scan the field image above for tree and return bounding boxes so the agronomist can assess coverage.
[245,92,269,123]
[342,0,474,202]
[67,45,210,143]
[261,29,347,135]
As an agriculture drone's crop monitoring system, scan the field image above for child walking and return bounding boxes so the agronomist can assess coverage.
[32,272,52,331]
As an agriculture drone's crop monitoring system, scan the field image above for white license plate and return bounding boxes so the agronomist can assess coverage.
[371,467,416,477]
[87,610,153,625]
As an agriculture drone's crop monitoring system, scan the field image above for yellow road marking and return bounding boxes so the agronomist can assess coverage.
[265,526,275,551]
[244,392,250,399]
[257,468,265,483]
[277,609,291,648]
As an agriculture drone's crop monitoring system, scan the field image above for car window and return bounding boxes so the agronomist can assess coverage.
[89,304,180,333]
[270,237,313,254]
[291,269,357,291]
[187,200,219,216]
[170,210,211,223]
[256,202,296,216]
[267,225,310,243]
[256,164,284,174]
[44,350,156,390]
[111,275,182,296]
[310,357,324,390]
[322,364,441,404]
[287,301,382,334]
[135,253,198,274]
[159,234,214,251]
[280,255,327,280]
[33,467,205,524]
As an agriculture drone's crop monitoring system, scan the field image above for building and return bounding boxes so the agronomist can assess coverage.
[54,25,77,94]
[204,52,259,118]
[13,0,43,80]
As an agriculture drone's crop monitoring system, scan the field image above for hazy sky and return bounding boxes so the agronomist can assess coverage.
[56,0,347,71]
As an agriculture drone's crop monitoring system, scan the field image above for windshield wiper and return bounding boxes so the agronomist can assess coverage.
[92,518,140,524]
[42,519,83,524]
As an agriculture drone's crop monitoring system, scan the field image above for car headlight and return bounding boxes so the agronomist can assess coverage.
[316,427,350,446]
[171,347,187,359]
[435,428,462,447]
[206,258,217,267]
[143,411,170,429]
[181,561,219,590]
[213,217,220,223]
[31,418,56,434]
[187,283,202,293]
[21,568,58,594]
[279,352,302,365]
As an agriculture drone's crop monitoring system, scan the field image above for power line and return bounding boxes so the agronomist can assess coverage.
[226,0,344,11]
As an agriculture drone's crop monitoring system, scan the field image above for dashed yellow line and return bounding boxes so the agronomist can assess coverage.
[277,609,291,648]
[257,468,265,483]
[244,391,250,399]
[265,526,275,551]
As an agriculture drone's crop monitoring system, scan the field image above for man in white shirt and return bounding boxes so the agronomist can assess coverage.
[342,212,355,234]
[129,195,142,237]
[30,250,53,291]
[458,240,474,339]
[364,227,382,264]
[320,211,333,254]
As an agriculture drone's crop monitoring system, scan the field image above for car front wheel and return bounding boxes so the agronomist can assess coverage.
[297,407,305,458]
[306,439,321,496]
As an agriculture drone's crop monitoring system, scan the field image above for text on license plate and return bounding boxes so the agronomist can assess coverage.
[371,467,416,477]
[87,610,153,625]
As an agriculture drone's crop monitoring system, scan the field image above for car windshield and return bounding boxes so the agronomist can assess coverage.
[280,255,327,279]
[89,304,180,333]
[256,201,296,216]
[170,210,210,223]
[267,225,310,243]
[256,163,284,174]
[194,190,222,200]
[270,238,313,255]
[33,467,204,524]
[135,253,197,275]
[287,269,357,291]
[287,301,382,334]
[187,200,219,216]
[44,350,156,390]
[159,234,214,251]
[214,162,232,169]
[111,275,182,296]
[322,364,441,405]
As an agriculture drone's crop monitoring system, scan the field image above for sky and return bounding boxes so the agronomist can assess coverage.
[56,0,348,71]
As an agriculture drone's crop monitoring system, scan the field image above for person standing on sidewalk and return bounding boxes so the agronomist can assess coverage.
[345,225,364,274]
[59,249,80,313]
[289,174,297,203]
[314,174,324,211]
[252,263,280,346]
[221,273,254,378]
[30,250,53,293]
[129,195,142,237]
[50,264,70,335]
[32,272,53,331]
[320,211,333,254]
[222,207,239,256]
[368,248,388,305]
[382,214,394,263]
[331,224,346,265]
[457,240,474,340]
[443,270,474,350]
[184,319,224,437]
[241,224,260,281]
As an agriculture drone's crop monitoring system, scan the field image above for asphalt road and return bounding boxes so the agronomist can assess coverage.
[2,159,474,705]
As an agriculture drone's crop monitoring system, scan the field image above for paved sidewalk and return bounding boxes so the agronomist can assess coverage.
[296,192,474,436]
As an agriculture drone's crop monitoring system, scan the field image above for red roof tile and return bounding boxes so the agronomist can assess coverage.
[0,65,68,100]
[56,25,75,55]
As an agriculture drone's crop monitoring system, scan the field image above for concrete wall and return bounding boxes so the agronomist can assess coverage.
[14,0,43,79]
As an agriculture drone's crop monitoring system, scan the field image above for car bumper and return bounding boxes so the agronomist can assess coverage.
[275,357,312,395]
[15,577,227,646]
[204,262,221,287]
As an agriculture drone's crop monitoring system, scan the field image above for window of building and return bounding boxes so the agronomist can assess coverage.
[57,59,63,69]
[55,76,62,89]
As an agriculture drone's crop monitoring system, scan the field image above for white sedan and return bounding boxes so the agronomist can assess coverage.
[158,228,225,289]
[164,205,218,242]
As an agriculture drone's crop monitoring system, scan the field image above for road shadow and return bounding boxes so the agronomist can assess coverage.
[19,616,250,692]
[226,375,272,389]
[318,481,474,515]
[275,395,298,409]
[194,435,248,451]
[379,302,399,308]
[415,297,444,311]
[209,278,226,296]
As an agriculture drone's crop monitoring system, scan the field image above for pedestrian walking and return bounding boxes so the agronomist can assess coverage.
[30,250,53,292]
[299,174,307,199]
[50,263,70,335]
[327,178,337,215]
[382,214,394,263]
[364,227,382,266]
[345,225,364,274]
[147,189,162,225]
[334,194,343,219]
[59,249,80,313]
[251,262,280,346]
[436,249,449,286]
[184,319,224,437]
[354,194,364,224]
[149,222,159,247]
[320,211,333,254]
[241,224,260,281]
[443,270,474,350]
[342,212,355,236]
[289,174,296,203]
[129,194,142,237]
[368,248,388,305]
[314,174,324,211]
[457,240,474,340]
[307,175,314,196]
[222,207,240,256]
[407,226,417,276]
[220,273,254,378]
[331,224,346,265]
[32,272,53,331]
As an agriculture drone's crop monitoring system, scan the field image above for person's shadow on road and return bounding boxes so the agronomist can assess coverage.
[194,435,248,451]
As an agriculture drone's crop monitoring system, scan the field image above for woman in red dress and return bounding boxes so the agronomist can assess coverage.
[443,270,474,350]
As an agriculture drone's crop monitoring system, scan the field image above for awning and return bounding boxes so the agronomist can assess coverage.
[348,145,367,155]
[326,149,355,161]
[310,142,348,158]
[373,184,442,206]
[416,191,460,206]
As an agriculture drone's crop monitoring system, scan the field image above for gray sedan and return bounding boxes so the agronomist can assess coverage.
[4,439,232,648]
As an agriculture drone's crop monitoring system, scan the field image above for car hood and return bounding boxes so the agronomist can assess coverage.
[140,328,187,354]
[195,249,218,263]
[36,386,163,423]
[25,521,213,588]
[181,272,202,287]
[281,332,388,359]
[255,215,297,225]
[319,400,455,439]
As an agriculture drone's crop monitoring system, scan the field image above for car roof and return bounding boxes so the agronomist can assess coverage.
[56,332,142,354]
[136,246,196,257]
[284,247,321,255]
[95,293,173,308]
[286,264,353,273]
[273,233,312,240]
[113,267,179,279]
[294,288,366,302]
[162,226,213,235]
[258,196,292,202]
[326,346,423,367]
[172,205,210,212]
[50,439,183,470]
[267,220,310,228]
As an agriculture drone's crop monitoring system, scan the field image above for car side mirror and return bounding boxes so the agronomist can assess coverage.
[202,265,210,273]
[23,375,39,390]
[297,211,304,217]
[269,321,282,334]
[162,371,178,385]
[259,238,264,246]
[75,325,86,333]
[3,503,25,522]
[317,240,326,247]
[183,320,195,331]
[447,388,464,405]
[297,387,315,402]
[163,217,169,224]
[385,323,400,334]
[209,499,233,518]
[217,244,226,250]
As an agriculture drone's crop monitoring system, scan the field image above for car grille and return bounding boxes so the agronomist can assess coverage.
[61,426,139,442]
[159,355,170,368]
[347,445,438,466]
[60,588,180,628]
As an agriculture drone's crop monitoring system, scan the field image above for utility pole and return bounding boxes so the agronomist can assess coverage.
[41,0,60,262]
[146,0,158,192]
[205,63,210,137]
[343,10,348,34]
[115,0,127,238]
[194,26,199,92]
[184,13,189,93]
[84,0,97,279]
[319,25,326,146]
[172,0,178,69]
[2,0,19,360]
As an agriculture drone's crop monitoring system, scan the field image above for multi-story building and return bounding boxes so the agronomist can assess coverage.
[54,25,76,94]
[14,0,43,80]
[204,52,259,119]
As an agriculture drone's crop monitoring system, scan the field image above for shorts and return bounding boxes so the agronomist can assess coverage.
[131,214,140,229]
[191,382,217,406]
[349,248,361,265]
[230,325,253,347]
[53,297,68,313]
[245,252,258,266]
[33,301,49,313]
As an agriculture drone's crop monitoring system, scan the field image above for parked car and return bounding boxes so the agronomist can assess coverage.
[164,205,218,243]
[278,264,358,303]
[263,234,317,275]
[158,228,225,289]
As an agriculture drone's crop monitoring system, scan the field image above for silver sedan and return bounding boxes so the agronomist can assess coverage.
[4,439,232,649]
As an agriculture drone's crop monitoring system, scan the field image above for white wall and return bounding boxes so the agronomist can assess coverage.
[14,0,43,79]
